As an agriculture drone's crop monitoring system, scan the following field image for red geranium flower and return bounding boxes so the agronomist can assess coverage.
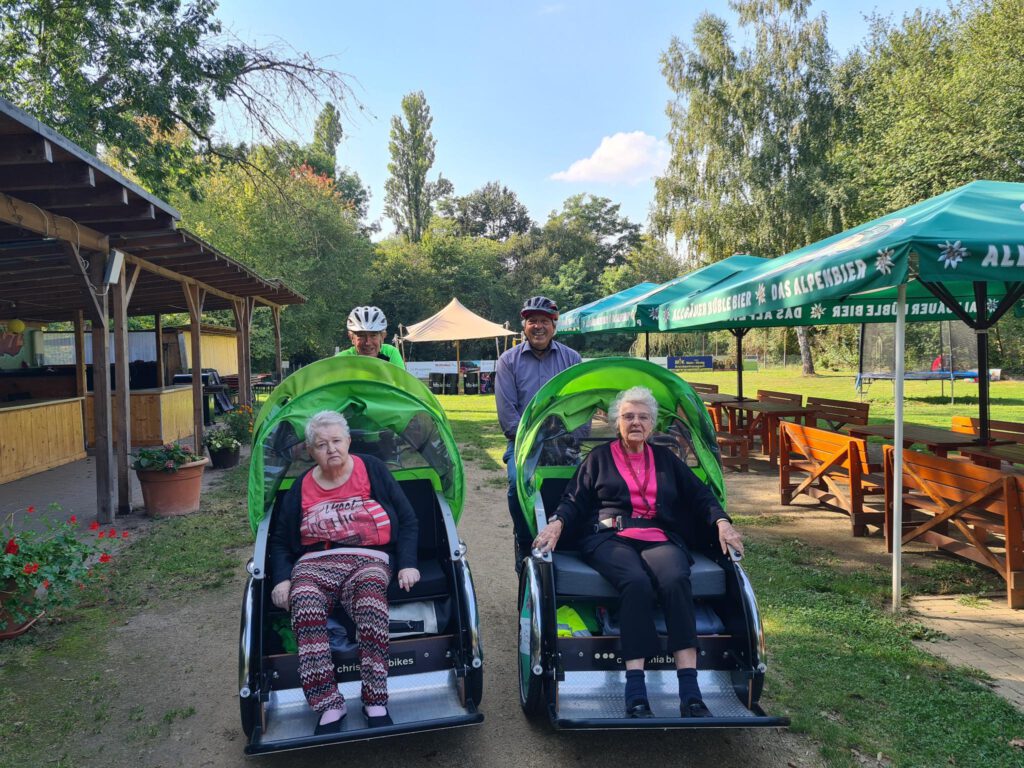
[98,531,106,539]
[99,553,112,563]
[89,521,100,531]
[108,528,116,537]
[4,538,18,555]
[121,531,129,538]
[26,505,35,513]
[69,515,78,524]
[23,562,39,574]
[42,579,50,589]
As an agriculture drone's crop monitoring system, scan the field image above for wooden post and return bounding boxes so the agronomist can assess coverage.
[183,283,206,453]
[154,313,164,388]
[73,310,86,397]
[87,260,114,525]
[232,299,246,405]
[271,306,283,382]
[112,263,132,515]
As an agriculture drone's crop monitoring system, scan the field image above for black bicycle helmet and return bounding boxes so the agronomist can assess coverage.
[520,295,559,320]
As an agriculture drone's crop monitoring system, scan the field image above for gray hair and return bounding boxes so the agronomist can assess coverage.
[608,386,659,424]
[305,410,351,445]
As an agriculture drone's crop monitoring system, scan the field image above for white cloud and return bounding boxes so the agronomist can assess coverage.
[550,131,670,185]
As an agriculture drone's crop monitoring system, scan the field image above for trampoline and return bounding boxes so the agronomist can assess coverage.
[857,320,979,402]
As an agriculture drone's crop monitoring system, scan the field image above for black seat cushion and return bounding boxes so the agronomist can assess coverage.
[552,550,726,599]
[387,558,447,602]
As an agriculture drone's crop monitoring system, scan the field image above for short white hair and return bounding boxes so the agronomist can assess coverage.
[608,386,658,423]
[305,410,350,445]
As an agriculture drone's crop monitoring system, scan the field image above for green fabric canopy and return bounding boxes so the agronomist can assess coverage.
[576,254,767,333]
[247,356,465,533]
[658,181,1024,332]
[558,282,658,334]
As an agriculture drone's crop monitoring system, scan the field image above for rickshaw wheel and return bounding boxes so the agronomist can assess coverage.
[517,566,545,718]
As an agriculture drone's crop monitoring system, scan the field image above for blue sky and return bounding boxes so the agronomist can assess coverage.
[214,0,948,237]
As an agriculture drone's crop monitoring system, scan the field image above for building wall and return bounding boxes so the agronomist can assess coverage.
[181,331,238,376]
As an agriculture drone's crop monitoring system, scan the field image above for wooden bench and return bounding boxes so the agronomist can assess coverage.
[758,389,802,406]
[951,416,1024,444]
[883,446,1024,608]
[807,396,869,431]
[704,405,748,471]
[731,390,804,453]
[779,422,884,536]
[690,382,719,395]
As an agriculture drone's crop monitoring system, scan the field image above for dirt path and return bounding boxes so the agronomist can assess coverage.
[61,454,825,768]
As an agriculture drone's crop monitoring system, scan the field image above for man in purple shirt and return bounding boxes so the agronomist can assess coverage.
[495,296,582,573]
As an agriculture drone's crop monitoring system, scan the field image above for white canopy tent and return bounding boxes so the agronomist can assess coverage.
[397,298,518,390]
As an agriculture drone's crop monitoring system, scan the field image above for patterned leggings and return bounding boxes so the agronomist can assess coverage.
[290,553,391,711]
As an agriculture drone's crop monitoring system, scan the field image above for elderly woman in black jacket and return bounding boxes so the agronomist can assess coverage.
[269,410,419,734]
[533,386,743,719]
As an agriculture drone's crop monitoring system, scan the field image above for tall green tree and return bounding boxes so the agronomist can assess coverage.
[654,0,841,373]
[599,236,682,295]
[172,148,376,362]
[436,181,533,240]
[0,0,354,198]
[384,91,451,242]
[841,0,1024,222]
[312,101,343,173]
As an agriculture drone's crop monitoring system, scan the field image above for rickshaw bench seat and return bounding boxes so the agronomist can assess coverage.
[386,558,448,602]
[552,551,726,599]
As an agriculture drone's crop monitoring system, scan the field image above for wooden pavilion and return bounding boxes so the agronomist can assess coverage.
[0,97,304,522]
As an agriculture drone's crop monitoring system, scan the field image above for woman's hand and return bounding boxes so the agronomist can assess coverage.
[716,519,744,557]
[533,518,564,556]
[271,579,291,611]
[397,568,421,592]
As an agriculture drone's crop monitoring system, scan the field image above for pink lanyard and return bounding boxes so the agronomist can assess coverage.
[621,443,654,517]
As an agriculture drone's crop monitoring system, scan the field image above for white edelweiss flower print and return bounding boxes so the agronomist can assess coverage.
[987,298,1000,315]
[810,303,825,320]
[756,283,766,304]
[937,240,968,269]
[875,248,894,275]
[647,307,659,321]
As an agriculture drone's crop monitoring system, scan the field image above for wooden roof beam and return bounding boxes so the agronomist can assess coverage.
[0,136,53,166]
[0,191,109,252]
[73,203,154,224]
[0,163,95,191]
[16,186,129,209]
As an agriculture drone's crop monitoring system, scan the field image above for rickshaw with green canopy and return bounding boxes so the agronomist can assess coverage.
[514,358,786,729]
[238,356,483,753]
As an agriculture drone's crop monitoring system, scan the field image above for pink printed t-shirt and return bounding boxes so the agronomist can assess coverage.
[299,456,392,548]
[609,440,668,542]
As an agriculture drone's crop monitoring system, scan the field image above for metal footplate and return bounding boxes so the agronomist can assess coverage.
[552,670,788,729]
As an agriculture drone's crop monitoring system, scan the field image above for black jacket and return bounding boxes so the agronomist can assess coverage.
[554,441,728,558]
[269,454,418,587]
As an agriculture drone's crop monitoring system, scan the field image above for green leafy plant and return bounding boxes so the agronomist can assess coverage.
[131,442,199,472]
[203,428,240,452]
[1,504,113,631]
[220,404,254,445]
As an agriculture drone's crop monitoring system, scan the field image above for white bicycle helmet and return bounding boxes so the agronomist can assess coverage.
[347,306,388,332]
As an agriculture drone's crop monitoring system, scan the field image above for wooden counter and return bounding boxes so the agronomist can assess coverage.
[0,397,87,484]
[85,386,193,447]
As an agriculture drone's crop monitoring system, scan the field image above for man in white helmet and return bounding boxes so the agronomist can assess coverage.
[336,306,406,369]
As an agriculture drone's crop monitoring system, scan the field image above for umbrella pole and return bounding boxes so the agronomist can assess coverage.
[645,332,650,361]
[731,328,746,400]
[975,282,991,444]
[456,340,462,396]
[892,283,907,612]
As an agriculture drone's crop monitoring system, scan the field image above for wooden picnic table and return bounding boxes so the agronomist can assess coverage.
[846,423,985,458]
[722,401,817,467]
[957,442,1024,470]
[697,393,745,432]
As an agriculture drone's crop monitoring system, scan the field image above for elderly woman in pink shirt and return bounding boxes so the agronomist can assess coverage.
[532,385,744,719]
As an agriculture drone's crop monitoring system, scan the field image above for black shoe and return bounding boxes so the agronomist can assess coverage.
[313,710,346,735]
[681,699,712,718]
[626,700,655,718]
[363,705,393,727]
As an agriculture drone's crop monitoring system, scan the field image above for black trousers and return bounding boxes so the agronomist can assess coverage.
[585,536,696,660]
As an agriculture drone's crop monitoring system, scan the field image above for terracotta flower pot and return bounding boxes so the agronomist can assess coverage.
[0,579,43,640]
[208,445,240,469]
[137,457,209,517]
